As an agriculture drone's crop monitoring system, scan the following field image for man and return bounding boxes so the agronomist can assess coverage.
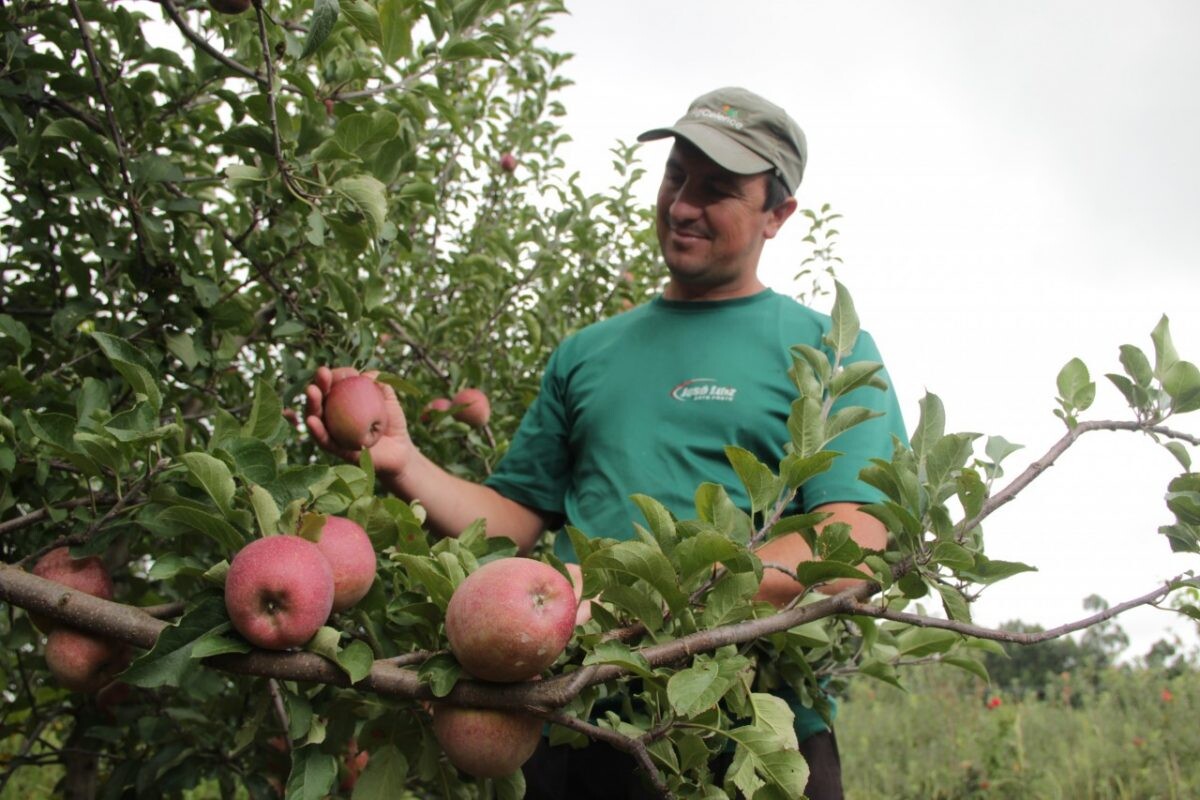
[308,87,908,800]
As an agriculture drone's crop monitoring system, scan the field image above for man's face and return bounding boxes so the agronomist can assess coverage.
[655,140,795,299]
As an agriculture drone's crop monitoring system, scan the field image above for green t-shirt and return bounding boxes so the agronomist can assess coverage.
[485,288,909,738]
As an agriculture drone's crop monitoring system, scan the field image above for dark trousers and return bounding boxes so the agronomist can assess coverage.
[522,729,843,800]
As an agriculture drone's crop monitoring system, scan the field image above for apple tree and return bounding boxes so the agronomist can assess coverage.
[2,0,1200,798]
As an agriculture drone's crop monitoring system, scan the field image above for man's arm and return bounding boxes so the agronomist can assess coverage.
[306,366,548,553]
[752,502,886,608]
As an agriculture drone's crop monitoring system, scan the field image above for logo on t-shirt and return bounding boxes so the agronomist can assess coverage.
[670,378,738,402]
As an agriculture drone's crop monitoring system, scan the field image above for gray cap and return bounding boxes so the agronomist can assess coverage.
[637,87,807,194]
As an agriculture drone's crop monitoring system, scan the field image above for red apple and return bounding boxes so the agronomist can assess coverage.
[339,738,370,791]
[450,388,491,428]
[314,516,376,613]
[444,558,576,682]
[323,375,387,450]
[44,627,130,694]
[30,547,115,632]
[431,702,541,778]
[499,152,518,173]
[420,396,453,424]
[225,535,334,650]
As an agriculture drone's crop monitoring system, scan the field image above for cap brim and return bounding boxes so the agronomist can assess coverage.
[636,122,773,176]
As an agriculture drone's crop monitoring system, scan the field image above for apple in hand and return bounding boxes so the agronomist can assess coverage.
[323,375,388,450]
[314,516,376,613]
[451,387,491,428]
[44,627,130,694]
[225,535,334,650]
[31,547,115,632]
[444,558,576,682]
[432,702,541,778]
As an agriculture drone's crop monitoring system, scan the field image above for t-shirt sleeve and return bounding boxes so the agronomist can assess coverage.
[483,347,572,515]
[801,330,909,511]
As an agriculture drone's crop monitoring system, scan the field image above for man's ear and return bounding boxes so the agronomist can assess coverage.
[763,196,798,240]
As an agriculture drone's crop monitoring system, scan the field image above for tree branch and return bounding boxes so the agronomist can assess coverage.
[157,0,266,86]
[960,420,1200,537]
[541,711,673,799]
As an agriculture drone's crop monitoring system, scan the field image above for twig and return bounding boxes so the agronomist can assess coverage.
[252,0,316,202]
[959,420,1200,537]
[267,679,291,750]
[845,576,1180,644]
[157,0,267,87]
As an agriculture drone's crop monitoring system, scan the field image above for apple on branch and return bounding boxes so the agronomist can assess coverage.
[44,626,130,694]
[224,535,334,650]
[313,515,376,613]
[30,547,115,632]
[431,702,541,778]
[444,558,576,682]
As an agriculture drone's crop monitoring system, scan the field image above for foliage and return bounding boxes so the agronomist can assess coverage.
[1,0,1199,798]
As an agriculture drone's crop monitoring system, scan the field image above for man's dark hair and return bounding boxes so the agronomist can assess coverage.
[763,172,792,210]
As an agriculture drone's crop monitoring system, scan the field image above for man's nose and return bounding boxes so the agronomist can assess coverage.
[667,181,702,222]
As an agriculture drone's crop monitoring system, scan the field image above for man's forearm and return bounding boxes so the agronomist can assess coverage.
[380,450,546,552]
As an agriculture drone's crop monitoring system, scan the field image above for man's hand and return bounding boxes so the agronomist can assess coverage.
[305,366,414,478]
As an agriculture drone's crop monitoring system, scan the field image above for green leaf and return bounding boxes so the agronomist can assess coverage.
[779,450,837,490]
[379,0,414,63]
[787,396,824,458]
[960,557,1037,585]
[581,641,655,680]
[188,623,252,659]
[301,0,339,57]
[336,639,375,684]
[724,446,782,514]
[942,655,989,683]
[910,392,945,461]
[749,692,798,750]
[896,627,960,657]
[249,485,281,536]
[1163,360,1200,413]
[351,744,408,800]
[91,332,162,412]
[286,746,336,800]
[1056,357,1095,412]
[1150,315,1179,377]
[417,653,461,697]
[675,528,743,584]
[631,494,677,550]
[391,554,455,609]
[666,654,748,717]
[824,281,860,358]
[984,435,1023,465]
[793,561,866,589]
[1119,344,1154,387]
[122,596,227,688]
[338,0,382,43]
[725,725,807,799]
[935,583,972,623]
[828,360,883,399]
[243,377,284,440]
[0,314,31,355]
[336,175,388,237]
[181,452,237,517]
[143,504,246,554]
[585,541,687,614]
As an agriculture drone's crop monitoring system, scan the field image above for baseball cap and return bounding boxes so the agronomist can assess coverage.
[637,87,808,194]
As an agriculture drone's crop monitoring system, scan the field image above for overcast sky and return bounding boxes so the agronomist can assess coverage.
[548,1,1200,659]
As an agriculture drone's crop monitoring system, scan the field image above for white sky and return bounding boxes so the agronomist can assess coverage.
[548,1,1200,659]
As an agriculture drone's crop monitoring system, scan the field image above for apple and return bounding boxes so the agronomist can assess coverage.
[314,516,376,613]
[30,547,115,632]
[225,535,334,650]
[339,738,370,791]
[444,558,576,682]
[499,152,518,173]
[431,702,541,778]
[44,626,130,694]
[323,375,387,450]
[450,387,491,428]
[420,396,453,424]
[208,0,251,14]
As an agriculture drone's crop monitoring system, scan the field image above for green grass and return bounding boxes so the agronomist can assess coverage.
[838,664,1198,800]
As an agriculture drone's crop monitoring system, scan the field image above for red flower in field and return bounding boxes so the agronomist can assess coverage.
[978,780,991,790]
[1132,736,1146,748]
[986,696,1002,710]
[1161,688,1174,703]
